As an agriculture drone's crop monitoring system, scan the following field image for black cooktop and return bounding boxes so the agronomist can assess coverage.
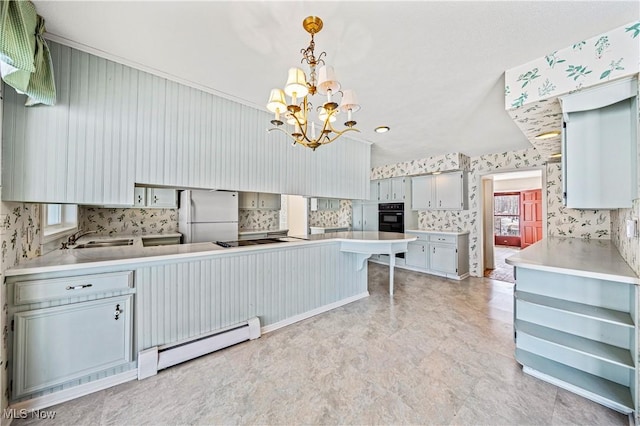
[215,238,288,248]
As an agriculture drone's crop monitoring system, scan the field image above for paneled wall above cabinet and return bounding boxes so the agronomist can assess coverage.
[411,171,468,210]
[2,44,137,205]
[2,41,371,205]
[239,192,281,210]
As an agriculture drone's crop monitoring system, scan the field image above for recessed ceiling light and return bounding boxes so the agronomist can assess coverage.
[534,130,561,140]
[432,171,442,175]
[374,126,390,133]
[549,153,562,158]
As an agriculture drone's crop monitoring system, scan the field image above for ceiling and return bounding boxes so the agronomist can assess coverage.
[32,1,639,168]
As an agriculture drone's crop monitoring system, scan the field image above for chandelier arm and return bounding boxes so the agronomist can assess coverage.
[319,127,360,145]
[268,127,312,148]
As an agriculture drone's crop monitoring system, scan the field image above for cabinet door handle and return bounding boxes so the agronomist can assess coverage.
[137,195,143,203]
[421,246,424,252]
[66,284,93,290]
[114,304,122,320]
[439,200,442,207]
[153,196,159,203]
[433,247,436,254]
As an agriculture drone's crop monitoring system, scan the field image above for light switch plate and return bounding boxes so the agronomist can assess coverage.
[626,219,637,238]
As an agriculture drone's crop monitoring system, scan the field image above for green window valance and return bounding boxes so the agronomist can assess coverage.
[0,0,55,106]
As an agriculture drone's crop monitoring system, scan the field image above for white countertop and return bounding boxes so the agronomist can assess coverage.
[6,231,415,277]
[309,226,350,230]
[405,229,470,236]
[505,237,639,284]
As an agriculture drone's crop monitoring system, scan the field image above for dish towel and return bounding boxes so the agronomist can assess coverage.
[0,0,56,106]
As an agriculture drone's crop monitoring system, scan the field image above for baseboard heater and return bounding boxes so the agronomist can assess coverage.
[137,317,261,380]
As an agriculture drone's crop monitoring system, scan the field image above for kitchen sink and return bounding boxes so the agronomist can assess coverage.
[74,239,134,249]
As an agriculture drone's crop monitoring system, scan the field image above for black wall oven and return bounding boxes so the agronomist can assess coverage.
[378,203,404,233]
[379,203,405,258]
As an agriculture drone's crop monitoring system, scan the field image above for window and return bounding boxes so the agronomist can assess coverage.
[494,193,519,237]
[41,204,78,243]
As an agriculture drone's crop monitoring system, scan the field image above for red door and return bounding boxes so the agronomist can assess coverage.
[520,189,543,248]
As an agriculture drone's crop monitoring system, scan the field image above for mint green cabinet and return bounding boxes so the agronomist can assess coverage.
[13,294,133,398]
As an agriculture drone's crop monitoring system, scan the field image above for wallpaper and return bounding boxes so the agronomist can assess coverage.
[505,21,639,109]
[373,148,612,277]
[308,200,352,228]
[504,22,640,160]
[545,163,610,239]
[0,200,41,411]
[80,207,179,236]
[611,200,640,276]
[238,209,280,231]
[370,153,470,180]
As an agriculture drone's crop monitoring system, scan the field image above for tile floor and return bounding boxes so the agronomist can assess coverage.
[14,263,629,425]
[484,245,520,284]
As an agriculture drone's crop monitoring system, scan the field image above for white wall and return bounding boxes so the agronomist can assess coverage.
[493,176,542,192]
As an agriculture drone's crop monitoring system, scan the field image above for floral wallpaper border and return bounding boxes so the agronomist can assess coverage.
[370,152,470,180]
[505,21,639,109]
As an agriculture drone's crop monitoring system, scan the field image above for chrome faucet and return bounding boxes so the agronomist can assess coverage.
[66,230,97,247]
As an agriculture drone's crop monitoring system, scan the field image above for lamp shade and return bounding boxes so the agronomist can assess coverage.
[266,89,287,113]
[284,67,309,98]
[318,106,337,123]
[339,89,361,113]
[317,66,341,95]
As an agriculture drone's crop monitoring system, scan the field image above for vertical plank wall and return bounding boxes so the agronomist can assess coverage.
[135,243,368,352]
[2,41,370,204]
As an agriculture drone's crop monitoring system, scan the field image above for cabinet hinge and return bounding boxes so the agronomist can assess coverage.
[11,320,14,332]
[9,380,12,393]
[455,249,458,253]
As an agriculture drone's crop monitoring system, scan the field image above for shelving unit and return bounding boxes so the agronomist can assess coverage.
[512,264,637,415]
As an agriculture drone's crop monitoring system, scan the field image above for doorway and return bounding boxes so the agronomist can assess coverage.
[481,169,544,284]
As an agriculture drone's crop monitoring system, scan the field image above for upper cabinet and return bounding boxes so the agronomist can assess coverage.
[411,171,468,210]
[309,198,340,211]
[371,177,408,202]
[560,77,638,209]
[134,187,178,208]
[2,42,371,205]
[239,192,281,210]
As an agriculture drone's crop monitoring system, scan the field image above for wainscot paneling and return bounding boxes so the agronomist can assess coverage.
[134,243,367,352]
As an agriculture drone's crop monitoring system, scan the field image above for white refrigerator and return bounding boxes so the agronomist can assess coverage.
[179,190,239,243]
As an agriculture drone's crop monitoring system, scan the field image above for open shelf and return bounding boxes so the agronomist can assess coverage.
[516,291,634,328]
[516,320,634,369]
[516,349,634,413]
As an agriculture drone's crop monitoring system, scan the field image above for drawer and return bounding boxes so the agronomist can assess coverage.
[14,271,133,305]
[429,234,457,244]
[406,232,428,241]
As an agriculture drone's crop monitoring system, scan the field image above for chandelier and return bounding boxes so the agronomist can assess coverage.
[266,16,360,151]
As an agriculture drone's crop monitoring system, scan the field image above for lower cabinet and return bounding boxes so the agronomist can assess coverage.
[8,271,135,400]
[401,231,469,279]
[13,295,133,398]
[513,267,637,414]
[406,241,428,269]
